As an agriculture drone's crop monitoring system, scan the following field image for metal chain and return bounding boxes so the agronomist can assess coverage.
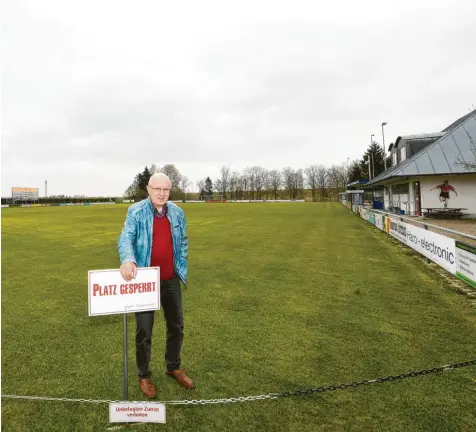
[2,359,475,407]
[274,359,476,399]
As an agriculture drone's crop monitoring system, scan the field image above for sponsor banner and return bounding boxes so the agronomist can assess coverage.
[404,224,456,274]
[388,217,408,244]
[368,212,375,226]
[373,214,457,274]
[1,205,9,208]
[375,214,384,231]
[455,242,476,288]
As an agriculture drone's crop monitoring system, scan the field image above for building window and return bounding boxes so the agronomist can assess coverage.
[392,183,409,194]
[400,146,406,162]
[392,152,397,166]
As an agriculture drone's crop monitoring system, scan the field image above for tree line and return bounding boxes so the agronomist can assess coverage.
[123,140,389,201]
[0,140,390,204]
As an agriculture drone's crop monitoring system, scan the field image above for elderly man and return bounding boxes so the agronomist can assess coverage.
[118,172,194,399]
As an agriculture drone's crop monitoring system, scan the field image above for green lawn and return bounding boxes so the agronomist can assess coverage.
[1,203,475,432]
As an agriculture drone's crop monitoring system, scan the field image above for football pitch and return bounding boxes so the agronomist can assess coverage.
[1,203,475,432]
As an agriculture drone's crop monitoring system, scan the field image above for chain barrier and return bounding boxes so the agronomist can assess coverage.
[273,359,476,399]
[2,359,475,407]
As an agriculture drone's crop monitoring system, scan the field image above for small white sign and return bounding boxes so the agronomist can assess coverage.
[88,267,160,316]
[456,242,476,287]
[109,402,166,424]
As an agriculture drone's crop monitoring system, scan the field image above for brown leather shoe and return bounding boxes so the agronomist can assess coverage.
[138,378,157,398]
[166,369,195,389]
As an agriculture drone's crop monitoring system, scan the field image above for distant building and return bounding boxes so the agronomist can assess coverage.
[364,109,476,217]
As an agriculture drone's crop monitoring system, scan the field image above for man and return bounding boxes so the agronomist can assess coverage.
[430,180,457,209]
[117,172,194,399]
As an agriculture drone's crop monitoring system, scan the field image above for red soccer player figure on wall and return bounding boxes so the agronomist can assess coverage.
[429,180,458,209]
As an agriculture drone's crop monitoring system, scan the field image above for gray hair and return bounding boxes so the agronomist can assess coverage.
[148,172,172,187]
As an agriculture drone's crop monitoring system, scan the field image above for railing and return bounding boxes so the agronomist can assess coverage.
[370,208,476,242]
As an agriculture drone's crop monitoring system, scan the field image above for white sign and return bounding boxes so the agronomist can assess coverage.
[404,224,456,274]
[109,402,166,424]
[88,267,160,316]
[375,214,384,231]
[455,242,476,287]
[388,217,408,244]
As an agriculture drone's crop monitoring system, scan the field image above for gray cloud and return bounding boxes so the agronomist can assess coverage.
[3,0,476,196]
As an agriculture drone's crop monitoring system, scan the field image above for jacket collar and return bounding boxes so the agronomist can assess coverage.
[146,197,169,215]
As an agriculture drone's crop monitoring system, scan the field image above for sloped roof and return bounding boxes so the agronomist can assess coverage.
[367,112,476,186]
[442,108,476,133]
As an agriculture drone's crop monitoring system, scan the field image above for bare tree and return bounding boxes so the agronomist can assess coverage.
[326,166,343,202]
[455,138,476,170]
[219,166,231,200]
[240,174,249,200]
[296,169,304,199]
[268,169,282,200]
[253,166,268,199]
[159,164,182,197]
[282,167,298,199]
[244,167,256,200]
[338,163,349,188]
[327,166,339,188]
[180,176,191,200]
[304,165,319,201]
[214,179,223,199]
[316,165,328,201]
[196,179,205,199]
[229,170,240,200]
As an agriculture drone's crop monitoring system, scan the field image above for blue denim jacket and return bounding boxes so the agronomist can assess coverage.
[117,198,188,284]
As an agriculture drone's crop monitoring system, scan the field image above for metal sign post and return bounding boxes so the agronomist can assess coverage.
[123,313,128,400]
[87,267,161,402]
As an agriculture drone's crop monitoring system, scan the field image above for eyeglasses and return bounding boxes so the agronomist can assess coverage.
[147,185,170,193]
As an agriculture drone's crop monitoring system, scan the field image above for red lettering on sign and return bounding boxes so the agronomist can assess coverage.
[93,284,100,296]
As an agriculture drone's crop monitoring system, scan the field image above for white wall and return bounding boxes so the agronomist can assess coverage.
[419,174,476,216]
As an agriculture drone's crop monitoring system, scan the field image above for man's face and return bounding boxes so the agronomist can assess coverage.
[147,178,171,208]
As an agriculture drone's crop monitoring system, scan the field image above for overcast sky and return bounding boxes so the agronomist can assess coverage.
[2,0,476,197]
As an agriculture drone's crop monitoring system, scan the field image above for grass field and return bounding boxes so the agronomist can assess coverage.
[1,203,476,432]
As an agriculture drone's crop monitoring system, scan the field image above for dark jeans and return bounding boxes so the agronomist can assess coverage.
[135,276,184,378]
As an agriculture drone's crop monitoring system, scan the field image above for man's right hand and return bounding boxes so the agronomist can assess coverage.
[120,261,137,281]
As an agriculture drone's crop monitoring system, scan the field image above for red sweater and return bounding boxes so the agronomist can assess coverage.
[150,215,175,281]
